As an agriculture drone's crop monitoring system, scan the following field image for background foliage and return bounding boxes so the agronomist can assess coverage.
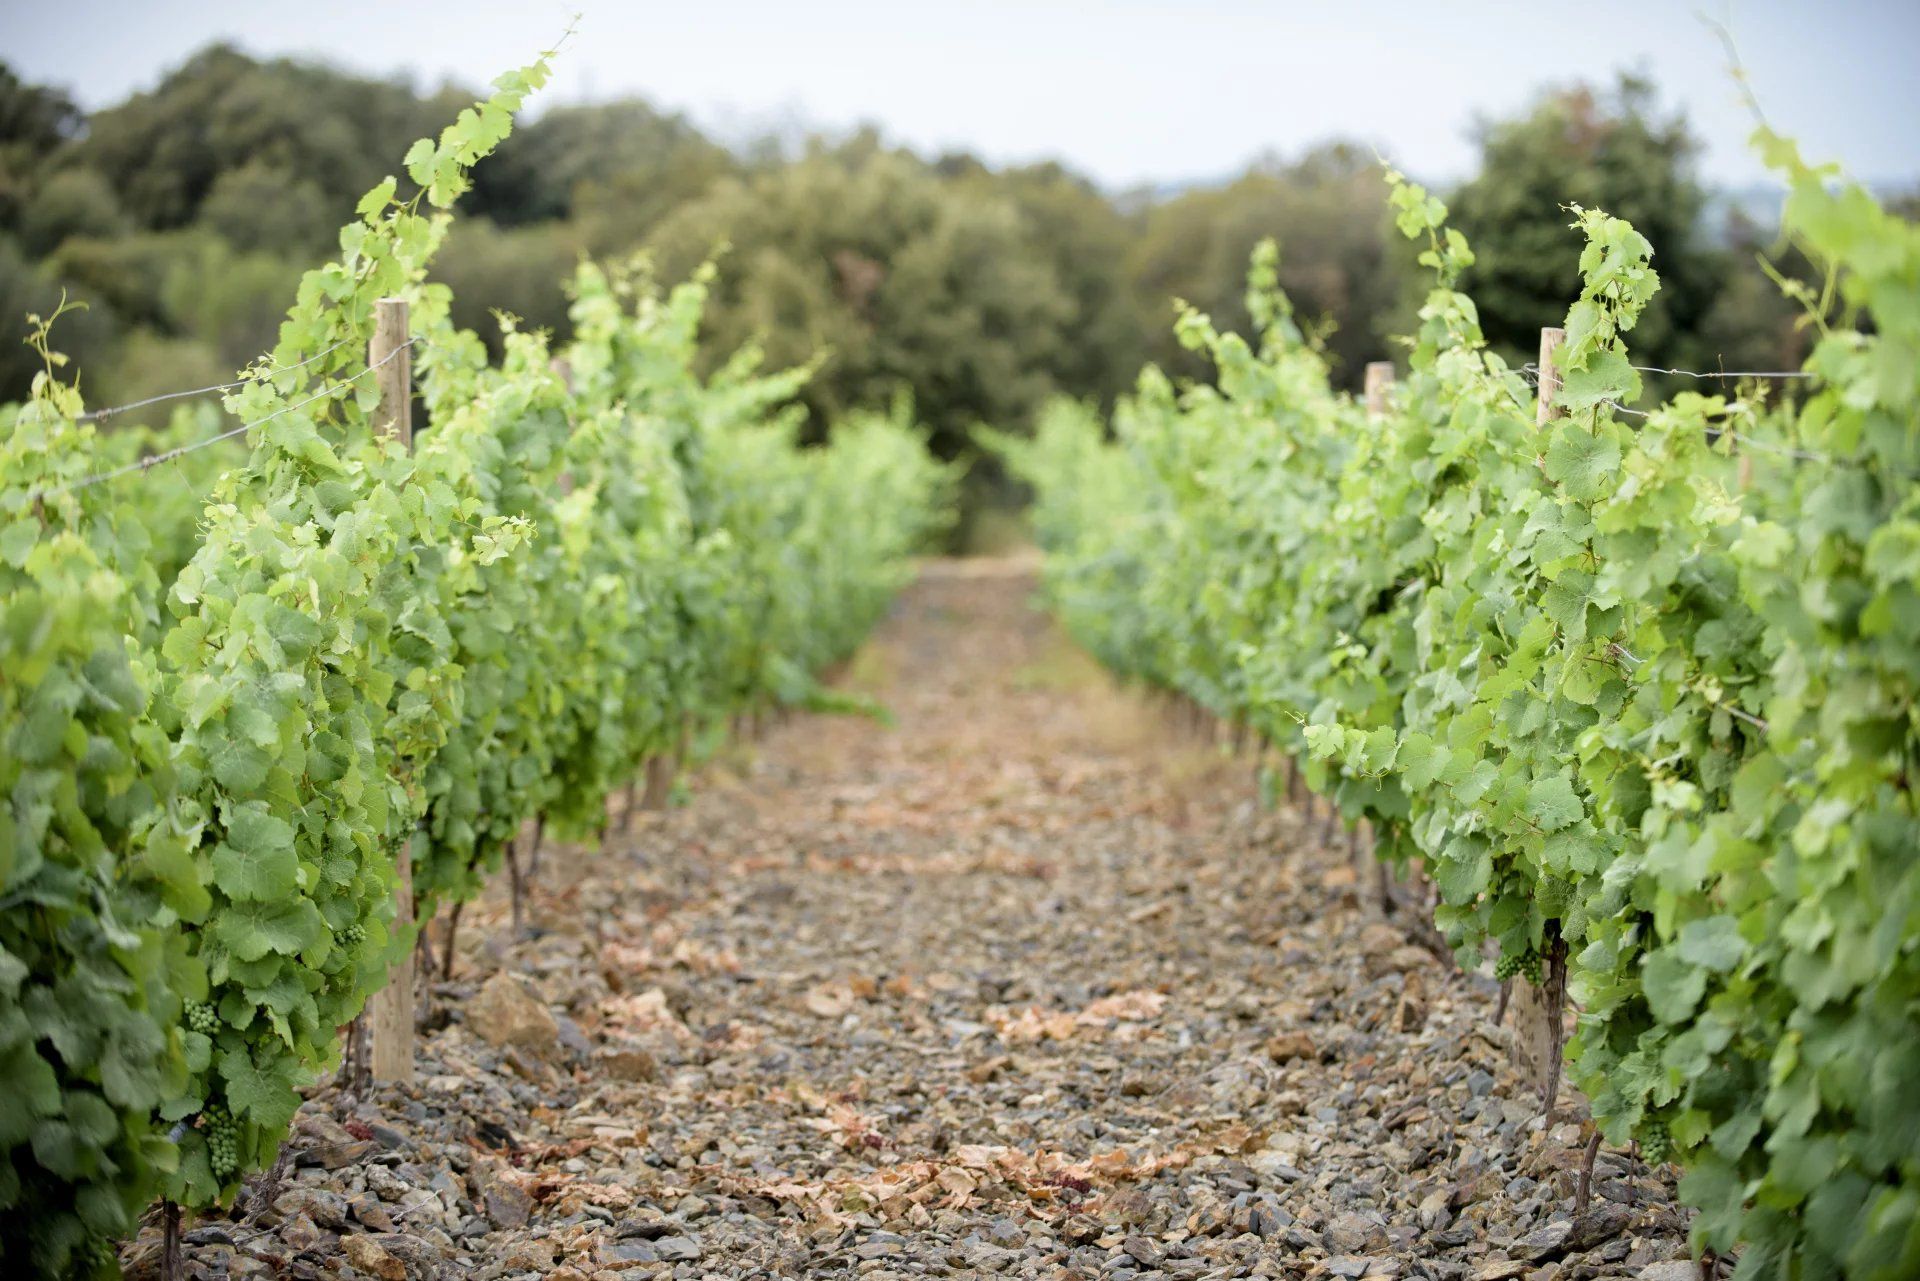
[6,51,1899,505]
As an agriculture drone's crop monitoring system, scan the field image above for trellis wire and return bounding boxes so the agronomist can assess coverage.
[28,339,419,504]
[1505,362,1842,464]
[75,336,355,422]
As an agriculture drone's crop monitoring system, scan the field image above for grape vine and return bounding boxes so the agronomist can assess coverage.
[1,47,951,1278]
[999,132,1920,1278]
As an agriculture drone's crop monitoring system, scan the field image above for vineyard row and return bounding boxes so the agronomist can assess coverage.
[996,139,1920,1280]
[0,50,952,1277]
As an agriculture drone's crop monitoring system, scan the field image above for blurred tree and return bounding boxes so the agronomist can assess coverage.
[0,237,120,397]
[156,235,303,369]
[1693,206,1813,376]
[469,100,735,228]
[1128,143,1410,387]
[433,218,583,357]
[643,138,1077,461]
[17,169,132,256]
[973,161,1150,408]
[0,63,81,153]
[1447,75,1722,372]
[72,44,460,232]
[197,160,334,255]
[49,231,202,331]
[0,63,84,232]
[571,142,740,258]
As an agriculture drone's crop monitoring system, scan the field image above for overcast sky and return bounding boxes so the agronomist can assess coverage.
[6,1,1917,191]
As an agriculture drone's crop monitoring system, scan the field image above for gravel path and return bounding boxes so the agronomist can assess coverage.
[135,561,1696,1281]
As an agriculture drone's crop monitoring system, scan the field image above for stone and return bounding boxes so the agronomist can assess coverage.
[1264,1031,1316,1063]
[615,1213,675,1239]
[350,1194,395,1232]
[1102,1188,1155,1227]
[603,1239,660,1264]
[368,1123,411,1150]
[340,1236,406,1281]
[1395,969,1428,1032]
[274,1187,351,1230]
[555,1013,594,1059]
[482,1175,536,1230]
[467,971,561,1058]
[1324,1212,1389,1255]
[1471,1262,1530,1281]
[279,1213,327,1252]
[500,1238,556,1271]
[655,1235,702,1261]
[596,1043,659,1082]
[1512,1220,1572,1260]
[1387,945,1431,973]
[1564,1204,1632,1252]
[1358,922,1405,957]
[296,1139,373,1169]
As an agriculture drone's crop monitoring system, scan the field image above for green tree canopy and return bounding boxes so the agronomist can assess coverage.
[70,44,465,242]
[1128,142,1410,387]
[469,99,735,228]
[1447,75,1723,371]
[643,137,1080,461]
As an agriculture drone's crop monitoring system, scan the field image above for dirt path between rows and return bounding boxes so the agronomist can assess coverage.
[137,561,1694,1281]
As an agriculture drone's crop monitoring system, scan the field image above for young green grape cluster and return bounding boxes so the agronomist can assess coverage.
[1493,947,1543,985]
[1638,1114,1672,1167]
[201,1104,239,1181]
[184,1001,219,1036]
[336,922,366,948]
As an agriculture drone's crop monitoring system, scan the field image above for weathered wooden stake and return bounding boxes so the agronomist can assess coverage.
[1536,327,1566,426]
[616,782,637,837]
[642,753,675,810]
[368,297,416,1085]
[1542,933,1569,1125]
[1364,360,1395,419]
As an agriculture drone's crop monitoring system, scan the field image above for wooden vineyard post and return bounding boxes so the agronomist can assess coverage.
[1502,327,1574,1108]
[368,298,417,1085]
[1354,362,1396,895]
[641,753,675,811]
[1536,327,1566,426]
[1364,361,1395,419]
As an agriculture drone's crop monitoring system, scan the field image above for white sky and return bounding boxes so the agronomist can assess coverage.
[5,1,1917,190]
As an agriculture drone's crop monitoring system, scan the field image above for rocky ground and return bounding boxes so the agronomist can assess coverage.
[127,560,1700,1281]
